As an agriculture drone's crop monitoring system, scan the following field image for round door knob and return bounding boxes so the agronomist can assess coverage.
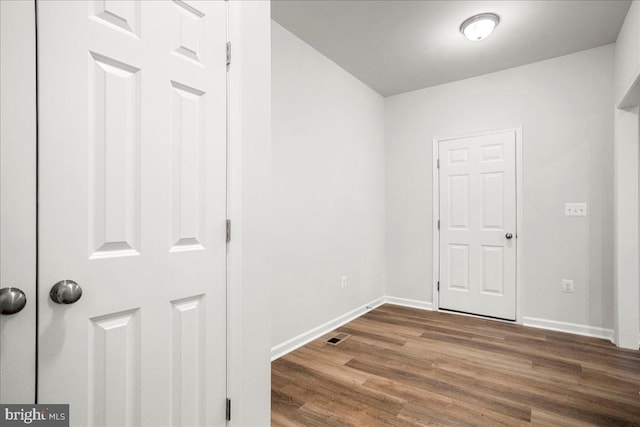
[505,232,513,239]
[0,287,27,315]
[50,280,82,304]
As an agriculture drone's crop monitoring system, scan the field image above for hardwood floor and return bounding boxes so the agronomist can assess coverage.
[271,304,640,426]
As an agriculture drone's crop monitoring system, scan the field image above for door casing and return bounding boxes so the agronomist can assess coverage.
[432,127,524,323]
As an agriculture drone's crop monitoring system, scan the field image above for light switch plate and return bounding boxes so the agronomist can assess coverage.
[565,203,587,216]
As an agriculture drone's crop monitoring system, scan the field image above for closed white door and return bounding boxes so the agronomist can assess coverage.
[0,0,37,404]
[38,1,228,425]
[438,130,517,320]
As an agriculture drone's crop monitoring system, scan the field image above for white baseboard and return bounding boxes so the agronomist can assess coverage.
[271,298,622,361]
[523,316,615,343]
[270,296,433,360]
[384,296,433,311]
[270,297,385,361]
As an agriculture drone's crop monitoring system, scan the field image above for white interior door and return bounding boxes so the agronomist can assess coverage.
[438,130,517,320]
[0,0,37,404]
[37,1,228,425]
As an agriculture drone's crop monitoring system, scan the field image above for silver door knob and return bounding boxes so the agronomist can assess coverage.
[50,280,82,304]
[0,287,27,315]
[505,232,513,239]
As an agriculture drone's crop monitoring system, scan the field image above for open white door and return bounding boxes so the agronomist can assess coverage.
[37,1,228,425]
[437,130,518,320]
[0,0,37,404]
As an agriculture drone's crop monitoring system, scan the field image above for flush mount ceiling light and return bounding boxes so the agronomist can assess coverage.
[460,13,500,41]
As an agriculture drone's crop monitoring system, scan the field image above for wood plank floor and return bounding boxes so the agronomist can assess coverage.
[271,304,640,426]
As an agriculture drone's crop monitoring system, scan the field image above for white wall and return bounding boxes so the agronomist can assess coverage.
[613,0,640,349]
[385,45,615,330]
[615,1,639,105]
[271,22,386,349]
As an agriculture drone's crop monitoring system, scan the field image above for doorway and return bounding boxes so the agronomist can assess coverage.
[433,128,522,321]
[2,1,230,425]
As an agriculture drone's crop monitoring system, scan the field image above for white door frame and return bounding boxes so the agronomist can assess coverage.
[226,2,272,424]
[432,126,524,323]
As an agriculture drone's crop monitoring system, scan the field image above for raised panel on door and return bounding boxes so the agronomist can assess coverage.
[480,172,504,231]
[88,52,141,259]
[448,174,470,230]
[37,1,227,425]
[438,130,517,320]
[170,80,207,252]
[170,295,206,426]
[88,309,141,426]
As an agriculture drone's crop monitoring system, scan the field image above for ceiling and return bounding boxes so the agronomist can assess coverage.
[272,0,632,97]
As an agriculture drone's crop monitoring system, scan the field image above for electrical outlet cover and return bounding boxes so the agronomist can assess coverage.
[562,279,574,293]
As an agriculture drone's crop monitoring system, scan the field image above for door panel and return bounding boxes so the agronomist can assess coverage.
[439,130,517,320]
[37,1,227,425]
[0,0,37,404]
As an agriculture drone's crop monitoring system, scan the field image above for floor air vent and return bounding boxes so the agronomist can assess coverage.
[326,333,350,345]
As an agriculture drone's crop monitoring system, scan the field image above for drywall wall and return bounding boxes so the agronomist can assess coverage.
[228,1,272,424]
[615,0,639,105]
[385,45,615,329]
[613,0,640,348]
[271,21,386,349]
[613,105,640,348]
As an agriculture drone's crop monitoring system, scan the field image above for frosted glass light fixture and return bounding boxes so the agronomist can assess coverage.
[460,13,500,41]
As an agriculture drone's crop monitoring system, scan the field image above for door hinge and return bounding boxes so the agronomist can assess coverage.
[226,398,231,421]
[437,281,440,291]
[226,41,231,66]
[226,219,231,243]
[437,219,440,230]
[437,158,440,169]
